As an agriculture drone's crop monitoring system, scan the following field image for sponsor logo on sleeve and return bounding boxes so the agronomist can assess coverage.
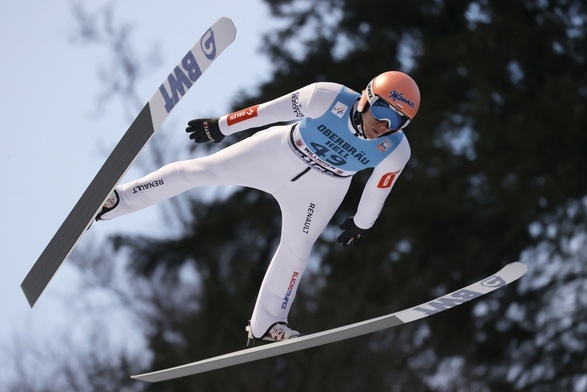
[292,92,304,117]
[377,171,399,188]
[227,105,259,126]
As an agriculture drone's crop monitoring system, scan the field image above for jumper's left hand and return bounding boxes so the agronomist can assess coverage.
[337,217,369,247]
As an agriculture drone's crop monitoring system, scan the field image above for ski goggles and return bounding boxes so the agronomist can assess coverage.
[370,98,411,131]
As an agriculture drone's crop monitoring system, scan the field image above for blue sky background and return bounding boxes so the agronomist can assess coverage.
[0,0,275,376]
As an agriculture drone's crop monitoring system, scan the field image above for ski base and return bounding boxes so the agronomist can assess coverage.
[131,262,527,382]
[20,17,237,307]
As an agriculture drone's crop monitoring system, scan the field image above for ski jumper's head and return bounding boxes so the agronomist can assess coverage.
[355,71,420,139]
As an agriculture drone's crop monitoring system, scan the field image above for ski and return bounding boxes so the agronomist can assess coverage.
[131,261,527,382]
[21,17,237,307]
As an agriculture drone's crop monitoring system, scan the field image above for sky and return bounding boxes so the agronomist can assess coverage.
[0,0,276,382]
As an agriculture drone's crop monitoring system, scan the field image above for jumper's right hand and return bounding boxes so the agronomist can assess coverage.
[186,118,225,143]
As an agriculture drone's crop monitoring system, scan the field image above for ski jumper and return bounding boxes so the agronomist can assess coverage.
[100,82,411,337]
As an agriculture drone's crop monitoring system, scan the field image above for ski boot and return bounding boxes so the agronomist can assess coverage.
[95,190,119,221]
[246,321,302,347]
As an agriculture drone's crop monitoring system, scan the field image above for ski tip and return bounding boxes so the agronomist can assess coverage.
[214,17,237,39]
[504,261,528,279]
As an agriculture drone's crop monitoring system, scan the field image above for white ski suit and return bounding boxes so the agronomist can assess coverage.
[101,82,411,338]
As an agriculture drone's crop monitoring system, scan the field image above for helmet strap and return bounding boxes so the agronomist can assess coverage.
[351,101,367,139]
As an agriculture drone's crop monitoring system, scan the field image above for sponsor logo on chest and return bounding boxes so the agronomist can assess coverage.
[331,101,348,118]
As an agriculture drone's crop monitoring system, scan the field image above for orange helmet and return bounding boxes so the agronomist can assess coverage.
[357,71,420,130]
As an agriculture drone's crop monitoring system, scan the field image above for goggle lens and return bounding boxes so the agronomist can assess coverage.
[370,99,410,130]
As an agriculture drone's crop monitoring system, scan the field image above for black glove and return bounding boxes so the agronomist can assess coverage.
[186,118,225,143]
[337,217,369,247]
